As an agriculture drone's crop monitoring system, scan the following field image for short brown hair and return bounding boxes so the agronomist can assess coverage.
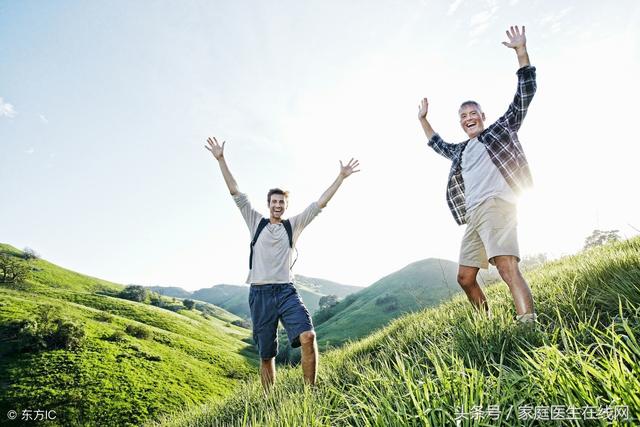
[267,188,289,203]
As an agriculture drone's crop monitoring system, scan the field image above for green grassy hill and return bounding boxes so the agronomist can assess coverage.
[192,285,252,319]
[0,244,258,427]
[314,258,460,348]
[293,275,362,298]
[153,237,640,426]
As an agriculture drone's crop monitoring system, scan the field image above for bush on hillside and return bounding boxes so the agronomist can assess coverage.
[22,247,40,260]
[375,293,397,306]
[232,319,251,329]
[584,229,620,250]
[314,294,358,326]
[183,299,196,310]
[125,324,152,339]
[0,253,30,284]
[95,312,114,323]
[118,285,149,303]
[319,294,339,310]
[14,305,86,352]
[106,330,128,342]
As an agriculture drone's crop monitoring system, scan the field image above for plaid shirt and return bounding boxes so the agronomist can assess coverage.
[428,65,537,225]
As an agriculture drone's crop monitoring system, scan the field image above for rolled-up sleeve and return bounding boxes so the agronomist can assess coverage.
[290,202,322,242]
[233,192,262,235]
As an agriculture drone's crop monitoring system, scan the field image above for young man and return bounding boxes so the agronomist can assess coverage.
[417,26,537,323]
[205,136,360,389]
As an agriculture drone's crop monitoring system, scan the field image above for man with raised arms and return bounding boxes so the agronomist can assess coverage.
[417,26,537,323]
[205,136,360,389]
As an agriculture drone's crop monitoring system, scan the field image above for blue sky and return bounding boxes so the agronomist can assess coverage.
[2,1,639,290]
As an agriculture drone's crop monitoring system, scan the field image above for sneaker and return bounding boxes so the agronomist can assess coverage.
[515,313,537,324]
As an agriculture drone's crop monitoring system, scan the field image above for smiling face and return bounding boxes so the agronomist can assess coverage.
[459,101,486,139]
[268,193,288,222]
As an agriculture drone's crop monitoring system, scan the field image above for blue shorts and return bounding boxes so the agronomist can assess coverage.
[248,283,314,360]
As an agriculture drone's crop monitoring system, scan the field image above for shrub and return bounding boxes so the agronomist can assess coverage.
[51,319,86,350]
[142,352,162,362]
[118,285,149,303]
[125,324,152,339]
[106,330,128,342]
[95,312,114,323]
[0,254,30,284]
[15,306,86,352]
[232,319,251,329]
[183,299,195,310]
[23,247,40,260]
[375,294,398,306]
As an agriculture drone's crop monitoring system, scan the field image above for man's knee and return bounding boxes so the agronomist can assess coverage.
[457,270,478,290]
[494,256,520,282]
[299,330,316,346]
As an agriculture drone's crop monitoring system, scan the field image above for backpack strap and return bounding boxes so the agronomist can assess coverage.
[283,219,299,270]
[249,218,270,269]
[282,219,293,248]
[249,218,298,270]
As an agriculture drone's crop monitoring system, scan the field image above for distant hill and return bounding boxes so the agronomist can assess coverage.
[314,258,461,348]
[147,286,192,299]
[294,275,362,297]
[0,244,257,427]
[193,285,251,319]
[153,275,361,320]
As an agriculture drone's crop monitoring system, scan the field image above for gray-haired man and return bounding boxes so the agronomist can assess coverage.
[418,26,537,323]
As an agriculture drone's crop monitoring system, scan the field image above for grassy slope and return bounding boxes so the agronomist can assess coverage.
[314,258,460,348]
[0,244,258,427]
[155,237,640,426]
[192,285,251,319]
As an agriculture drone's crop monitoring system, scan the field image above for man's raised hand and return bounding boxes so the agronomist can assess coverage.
[205,137,225,160]
[418,98,429,120]
[339,158,361,179]
[502,25,526,50]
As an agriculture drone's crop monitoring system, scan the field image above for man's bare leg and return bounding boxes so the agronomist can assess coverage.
[260,358,276,391]
[457,265,489,312]
[299,330,318,386]
[493,255,535,317]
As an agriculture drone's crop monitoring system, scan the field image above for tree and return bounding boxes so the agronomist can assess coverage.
[183,299,195,310]
[23,247,40,260]
[0,254,30,284]
[119,285,149,303]
[584,229,620,250]
[318,294,339,310]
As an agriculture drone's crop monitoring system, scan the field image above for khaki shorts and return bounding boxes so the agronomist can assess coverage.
[459,197,520,269]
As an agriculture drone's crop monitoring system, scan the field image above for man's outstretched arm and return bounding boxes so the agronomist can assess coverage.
[205,136,239,196]
[418,98,436,140]
[418,97,458,160]
[317,159,360,209]
[499,25,536,131]
[502,25,530,68]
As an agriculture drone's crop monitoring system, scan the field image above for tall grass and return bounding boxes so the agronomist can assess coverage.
[153,238,640,426]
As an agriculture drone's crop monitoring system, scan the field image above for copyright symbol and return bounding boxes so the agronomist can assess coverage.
[7,410,17,420]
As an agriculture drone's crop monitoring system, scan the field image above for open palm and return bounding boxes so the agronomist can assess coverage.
[502,25,526,50]
[205,136,225,160]
[340,158,361,178]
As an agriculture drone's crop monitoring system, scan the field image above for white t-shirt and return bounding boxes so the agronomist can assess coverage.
[233,193,322,284]
[461,137,517,213]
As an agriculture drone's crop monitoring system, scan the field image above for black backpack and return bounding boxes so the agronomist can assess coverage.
[249,218,298,269]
